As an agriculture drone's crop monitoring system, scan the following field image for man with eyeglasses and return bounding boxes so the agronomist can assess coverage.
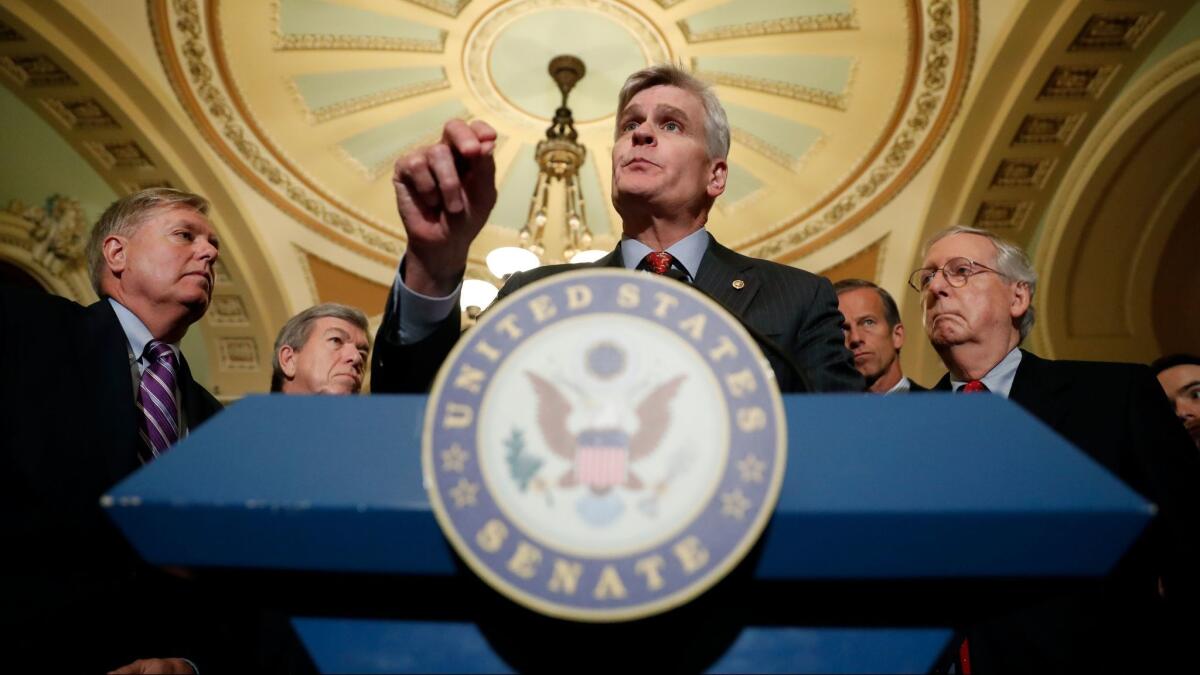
[912,225,1200,673]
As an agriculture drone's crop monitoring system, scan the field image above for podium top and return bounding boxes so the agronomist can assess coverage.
[105,393,1151,579]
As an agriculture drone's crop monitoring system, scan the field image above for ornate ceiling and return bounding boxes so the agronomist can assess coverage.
[153,0,972,269]
[0,0,1197,398]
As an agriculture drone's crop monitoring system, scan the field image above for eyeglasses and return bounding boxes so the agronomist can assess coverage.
[909,257,1004,292]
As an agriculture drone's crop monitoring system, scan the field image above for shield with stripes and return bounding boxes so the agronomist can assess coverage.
[574,429,630,490]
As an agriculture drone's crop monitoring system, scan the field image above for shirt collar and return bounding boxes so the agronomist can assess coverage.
[619,228,709,281]
[107,297,181,364]
[886,376,912,395]
[949,347,1023,398]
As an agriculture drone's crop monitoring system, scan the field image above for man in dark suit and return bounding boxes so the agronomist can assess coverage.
[1,188,224,673]
[834,278,925,393]
[913,225,1200,672]
[372,64,861,394]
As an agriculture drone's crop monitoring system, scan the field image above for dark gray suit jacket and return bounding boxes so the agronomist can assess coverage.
[934,350,1200,672]
[372,237,862,394]
[0,287,224,670]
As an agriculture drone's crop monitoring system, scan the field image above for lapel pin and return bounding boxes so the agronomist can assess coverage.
[732,279,745,290]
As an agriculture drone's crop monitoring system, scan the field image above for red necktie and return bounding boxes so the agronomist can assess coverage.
[642,251,675,275]
[955,379,986,672]
[960,380,988,393]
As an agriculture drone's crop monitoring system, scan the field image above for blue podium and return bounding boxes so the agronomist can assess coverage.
[103,394,1152,673]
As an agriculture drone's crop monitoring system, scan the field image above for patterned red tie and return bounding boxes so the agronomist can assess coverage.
[642,251,675,275]
[960,379,988,394]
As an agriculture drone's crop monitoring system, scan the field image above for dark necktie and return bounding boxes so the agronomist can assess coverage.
[138,340,180,463]
[641,251,675,275]
[960,379,988,394]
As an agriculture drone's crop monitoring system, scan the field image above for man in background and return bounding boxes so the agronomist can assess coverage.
[1,187,226,673]
[272,303,370,395]
[914,225,1199,672]
[1150,353,1200,449]
[834,278,924,393]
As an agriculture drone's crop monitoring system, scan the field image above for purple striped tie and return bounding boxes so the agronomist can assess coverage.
[138,340,180,462]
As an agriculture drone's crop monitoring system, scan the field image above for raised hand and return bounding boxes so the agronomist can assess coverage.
[393,118,498,296]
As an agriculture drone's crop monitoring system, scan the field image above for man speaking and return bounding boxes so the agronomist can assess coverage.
[372,64,861,394]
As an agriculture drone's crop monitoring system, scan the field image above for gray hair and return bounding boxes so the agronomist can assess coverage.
[271,303,370,392]
[615,63,731,160]
[833,278,902,329]
[924,225,1038,342]
[86,187,210,296]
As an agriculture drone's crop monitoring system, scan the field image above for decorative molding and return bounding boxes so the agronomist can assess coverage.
[1069,12,1160,52]
[6,195,89,275]
[653,0,687,8]
[1011,112,1085,145]
[290,76,450,124]
[120,179,175,195]
[1037,64,1118,100]
[731,127,820,172]
[40,97,120,129]
[0,54,76,87]
[270,2,446,53]
[83,140,154,169]
[693,66,849,109]
[404,0,474,18]
[973,200,1032,231]
[274,32,446,52]
[207,294,250,326]
[217,337,260,371]
[748,0,970,261]
[1,196,95,302]
[680,10,858,43]
[990,157,1056,189]
[463,0,669,126]
[337,127,442,180]
[156,0,403,261]
[213,259,234,285]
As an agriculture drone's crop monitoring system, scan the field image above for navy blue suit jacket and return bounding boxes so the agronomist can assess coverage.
[373,237,862,394]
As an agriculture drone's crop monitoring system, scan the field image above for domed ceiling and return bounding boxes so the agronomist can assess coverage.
[6,0,1192,399]
[154,0,974,268]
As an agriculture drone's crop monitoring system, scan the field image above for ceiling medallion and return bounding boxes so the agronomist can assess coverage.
[463,0,670,127]
[153,0,974,269]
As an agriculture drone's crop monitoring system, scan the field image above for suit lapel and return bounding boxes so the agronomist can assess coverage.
[177,354,205,431]
[1008,349,1071,427]
[694,237,759,318]
[597,245,623,269]
[83,300,143,484]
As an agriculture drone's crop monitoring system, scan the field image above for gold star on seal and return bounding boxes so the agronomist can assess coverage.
[449,478,479,508]
[737,454,766,483]
[721,489,752,520]
[441,443,469,473]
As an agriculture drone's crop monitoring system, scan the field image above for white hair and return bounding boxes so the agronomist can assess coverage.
[924,225,1038,342]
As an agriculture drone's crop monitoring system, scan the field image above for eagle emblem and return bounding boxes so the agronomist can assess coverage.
[520,342,687,526]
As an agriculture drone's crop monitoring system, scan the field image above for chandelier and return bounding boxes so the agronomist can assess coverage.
[482,55,606,288]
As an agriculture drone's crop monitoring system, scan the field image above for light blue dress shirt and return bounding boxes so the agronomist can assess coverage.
[107,298,182,375]
[949,347,1023,398]
[387,228,712,344]
[108,297,187,433]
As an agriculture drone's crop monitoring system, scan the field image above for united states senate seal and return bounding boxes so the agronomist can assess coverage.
[423,268,786,622]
